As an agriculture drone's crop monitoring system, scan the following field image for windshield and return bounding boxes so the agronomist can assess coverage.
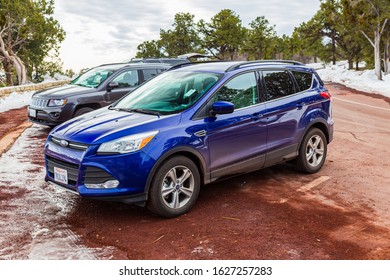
[113,71,222,115]
[71,65,121,88]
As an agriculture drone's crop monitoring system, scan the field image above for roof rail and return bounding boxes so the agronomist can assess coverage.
[226,60,304,72]
[167,60,224,71]
[166,62,194,71]
[98,62,129,67]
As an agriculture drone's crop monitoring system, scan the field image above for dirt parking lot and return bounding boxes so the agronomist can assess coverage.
[0,83,390,260]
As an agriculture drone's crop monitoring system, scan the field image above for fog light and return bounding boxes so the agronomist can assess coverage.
[85,180,119,189]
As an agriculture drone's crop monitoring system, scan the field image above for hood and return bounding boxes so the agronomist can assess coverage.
[33,84,95,99]
[51,107,179,144]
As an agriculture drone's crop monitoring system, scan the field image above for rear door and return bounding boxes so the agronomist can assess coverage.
[261,69,312,166]
[141,68,165,83]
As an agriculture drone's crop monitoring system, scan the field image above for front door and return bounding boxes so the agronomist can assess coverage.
[206,72,268,181]
[107,69,140,102]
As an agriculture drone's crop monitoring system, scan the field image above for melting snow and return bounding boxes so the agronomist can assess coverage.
[0,91,33,113]
[0,125,114,259]
[312,61,390,98]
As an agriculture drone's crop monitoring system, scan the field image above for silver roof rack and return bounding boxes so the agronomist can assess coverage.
[226,60,304,72]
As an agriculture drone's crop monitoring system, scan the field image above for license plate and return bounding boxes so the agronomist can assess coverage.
[29,108,37,118]
[54,167,68,185]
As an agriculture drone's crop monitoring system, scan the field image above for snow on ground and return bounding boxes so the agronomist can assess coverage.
[0,91,33,113]
[0,125,115,259]
[313,62,390,98]
[42,72,72,82]
[0,74,71,113]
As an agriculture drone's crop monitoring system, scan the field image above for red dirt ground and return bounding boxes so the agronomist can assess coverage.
[1,83,390,260]
[0,106,29,138]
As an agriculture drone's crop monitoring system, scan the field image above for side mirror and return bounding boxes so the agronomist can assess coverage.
[107,81,119,91]
[211,101,234,116]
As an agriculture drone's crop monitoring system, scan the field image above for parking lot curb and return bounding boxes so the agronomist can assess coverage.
[0,122,33,156]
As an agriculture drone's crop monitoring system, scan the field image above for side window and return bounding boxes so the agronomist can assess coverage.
[214,72,258,110]
[292,71,313,92]
[263,70,295,101]
[143,69,158,81]
[112,70,139,88]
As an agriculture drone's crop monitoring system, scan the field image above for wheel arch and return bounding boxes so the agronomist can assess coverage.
[145,147,208,195]
[307,120,331,144]
[294,119,330,160]
[300,119,331,147]
[74,103,101,115]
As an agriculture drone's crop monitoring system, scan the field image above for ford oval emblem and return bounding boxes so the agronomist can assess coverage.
[60,140,69,147]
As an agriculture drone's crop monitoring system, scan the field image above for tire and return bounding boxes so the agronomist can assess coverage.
[294,128,327,173]
[147,156,200,218]
[74,107,94,117]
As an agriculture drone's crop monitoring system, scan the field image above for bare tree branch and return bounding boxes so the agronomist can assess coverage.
[360,30,375,48]
[0,24,7,35]
[380,18,388,35]
[11,38,27,50]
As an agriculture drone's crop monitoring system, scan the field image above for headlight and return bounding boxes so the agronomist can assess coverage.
[48,99,67,107]
[97,131,159,154]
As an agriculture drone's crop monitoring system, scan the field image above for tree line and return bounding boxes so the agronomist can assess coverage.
[0,0,389,87]
[136,0,389,80]
[0,0,69,86]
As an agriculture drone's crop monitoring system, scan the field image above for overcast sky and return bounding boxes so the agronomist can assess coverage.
[54,0,321,72]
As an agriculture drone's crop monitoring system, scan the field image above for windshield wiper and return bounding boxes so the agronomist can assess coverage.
[109,107,160,117]
[129,108,161,117]
[73,83,92,88]
[109,107,132,112]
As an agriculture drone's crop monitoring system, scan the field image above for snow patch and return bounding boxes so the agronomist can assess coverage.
[0,125,114,260]
[314,62,390,98]
[0,91,33,113]
[42,73,71,82]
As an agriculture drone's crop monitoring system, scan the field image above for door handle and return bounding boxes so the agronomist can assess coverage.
[296,102,305,109]
[251,112,264,120]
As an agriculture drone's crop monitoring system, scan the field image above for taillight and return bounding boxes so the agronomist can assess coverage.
[320,91,332,100]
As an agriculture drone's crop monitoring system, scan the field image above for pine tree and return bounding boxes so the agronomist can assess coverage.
[198,9,246,60]
[244,16,276,60]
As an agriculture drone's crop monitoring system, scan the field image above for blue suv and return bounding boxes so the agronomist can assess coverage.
[44,60,333,217]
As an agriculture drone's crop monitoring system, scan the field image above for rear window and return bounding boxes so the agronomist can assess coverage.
[263,70,295,100]
[143,69,159,81]
[292,71,313,91]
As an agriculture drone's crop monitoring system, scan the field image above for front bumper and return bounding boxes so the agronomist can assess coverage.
[44,137,155,204]
[28,105,73,126]
[47,181,148,206]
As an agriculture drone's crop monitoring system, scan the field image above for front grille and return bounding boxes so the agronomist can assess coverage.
[84,166,115,184]
[31,98,48,108]
[47,156,79,186]
[50,136,89,151]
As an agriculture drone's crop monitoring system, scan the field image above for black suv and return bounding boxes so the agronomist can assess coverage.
[28,63,169,126]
